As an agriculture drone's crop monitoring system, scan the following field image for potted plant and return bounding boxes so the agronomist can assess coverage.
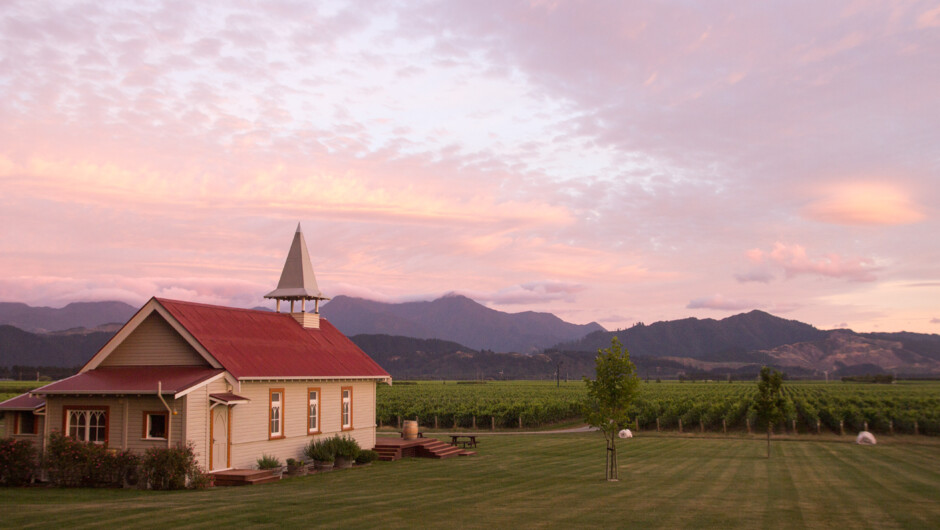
[286,458,307,477]
[333,435,361,470]
[256,454,283,478]
[305,439,334,471]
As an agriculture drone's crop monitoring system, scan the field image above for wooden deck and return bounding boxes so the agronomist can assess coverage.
[211,468,281,487]
[374,436,474,461]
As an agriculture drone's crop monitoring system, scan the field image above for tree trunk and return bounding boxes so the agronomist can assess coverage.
[606,437,619,481]
[766,425,772,459]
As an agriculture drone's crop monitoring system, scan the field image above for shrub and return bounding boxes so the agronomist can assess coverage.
[0,438,37,486]
[355,449,378,465]
[44,433,138,488]
[141,443,204,490]
[257,453,282,470]
[332,435,361,460]
[304,439,334,462]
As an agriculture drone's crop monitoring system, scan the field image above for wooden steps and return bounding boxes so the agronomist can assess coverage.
[374,436,474,461]
[415,438,465,459]
[211,469,281,487]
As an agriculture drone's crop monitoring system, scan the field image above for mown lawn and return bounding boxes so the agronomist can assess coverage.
[2,433,939,529]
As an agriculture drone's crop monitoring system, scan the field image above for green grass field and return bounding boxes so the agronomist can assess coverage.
[0,381,45,403]
[2,433,938,529]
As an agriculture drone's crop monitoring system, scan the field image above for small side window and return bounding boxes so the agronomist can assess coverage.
[143,411,168,439]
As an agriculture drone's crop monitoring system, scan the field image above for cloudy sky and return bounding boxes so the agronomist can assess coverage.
[1,0,937,334]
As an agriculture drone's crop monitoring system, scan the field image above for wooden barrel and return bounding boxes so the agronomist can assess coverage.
[403,420,418,440]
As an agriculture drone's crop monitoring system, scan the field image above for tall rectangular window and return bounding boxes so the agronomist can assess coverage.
[307,388,320,434]
[269,388,284,439]
[341,387,352,430]
[63,406,108,445]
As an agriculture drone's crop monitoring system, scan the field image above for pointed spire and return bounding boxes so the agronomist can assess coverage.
[264,223,330,307]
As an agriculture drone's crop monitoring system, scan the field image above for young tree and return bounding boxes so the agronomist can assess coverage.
[582,336,640,481]
[754,366,786,458]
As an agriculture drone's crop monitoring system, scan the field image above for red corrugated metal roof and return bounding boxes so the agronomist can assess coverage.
[156,298,390,381]
[32,366,224,397]
[0,392,45,411]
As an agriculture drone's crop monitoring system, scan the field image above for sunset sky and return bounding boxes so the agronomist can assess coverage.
[1,1,937,334]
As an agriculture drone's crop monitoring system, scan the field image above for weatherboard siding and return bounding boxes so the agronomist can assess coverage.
[100,312,207,367]
[123,396,184,453]
[228,380,377,469]
[43,396,184,451]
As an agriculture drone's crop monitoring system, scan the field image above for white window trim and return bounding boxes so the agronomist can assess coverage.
[144,411,168,440]
[308,388,320,434]
[341,387,352,430]
[65,408,108,444]
[270,389,284,439]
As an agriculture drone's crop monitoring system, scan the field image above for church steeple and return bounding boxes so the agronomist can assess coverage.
[264,223,330,327]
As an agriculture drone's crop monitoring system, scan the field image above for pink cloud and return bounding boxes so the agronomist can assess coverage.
[734,269,775,283]
[460,281,587,305]
[802,182,926,226]
[767,243,879,282]
[917,5,940,28]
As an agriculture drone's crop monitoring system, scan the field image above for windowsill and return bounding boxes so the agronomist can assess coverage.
[307,430,321,436]
[341,427,354,432]
[143,437,168,441]
[269,434,285,440]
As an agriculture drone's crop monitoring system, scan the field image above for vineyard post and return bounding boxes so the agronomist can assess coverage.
[700,419,704,433]
[889,420,893,435]
[519,415,523,429]
[914,421,919,435]
[723,419,726,434]
[472,416,476,429]
[747,417,751,434]
[635,417,639,431]
[656,417,660,432]
[816,419,820,434]
[434,416,438,429]
[491,416,495,431]
[397,415,401,429]
[678,418,683,434]
[864,421,868,432]
[840,420,844,436]
[792,419,797,433]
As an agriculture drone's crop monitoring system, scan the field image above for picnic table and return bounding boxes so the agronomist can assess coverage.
[449,434,477,448]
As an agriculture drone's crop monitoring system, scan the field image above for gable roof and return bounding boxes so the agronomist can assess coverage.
[156,298,390,381]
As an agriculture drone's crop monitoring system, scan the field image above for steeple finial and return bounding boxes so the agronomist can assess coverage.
[264,224,330,323]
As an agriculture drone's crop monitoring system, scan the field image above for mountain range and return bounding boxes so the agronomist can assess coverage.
[1,298,938,379]
[0,301,137,333]
[319,294,604,353]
